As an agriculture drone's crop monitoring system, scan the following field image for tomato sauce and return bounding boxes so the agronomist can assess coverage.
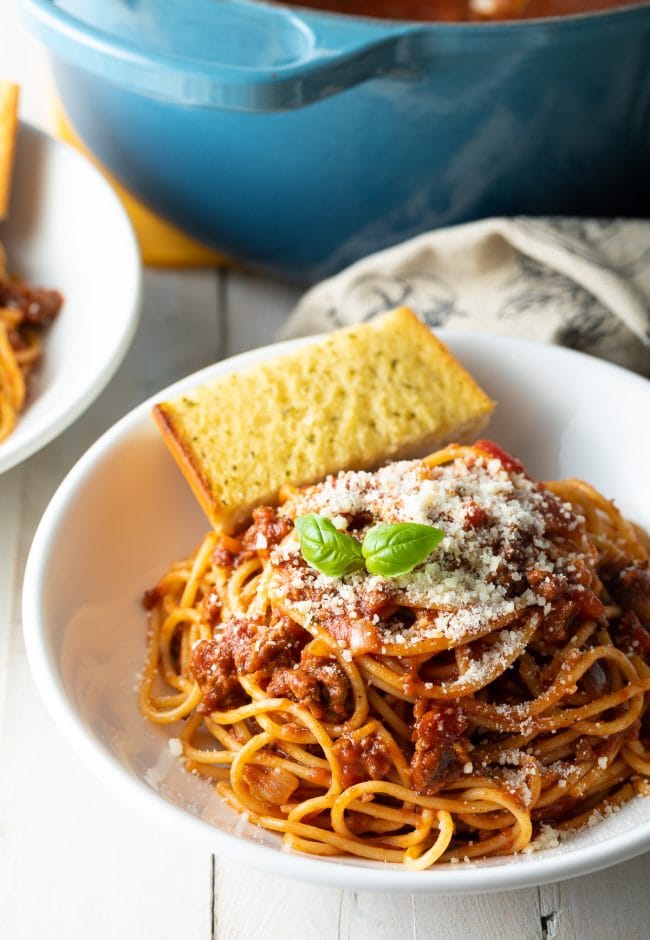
[289,0,643,22]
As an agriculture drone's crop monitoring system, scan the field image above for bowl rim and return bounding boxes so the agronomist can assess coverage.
[0,121,141,474]
[22,331,650,893]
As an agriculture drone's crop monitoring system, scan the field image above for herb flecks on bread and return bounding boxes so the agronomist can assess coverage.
[153,307,495,532]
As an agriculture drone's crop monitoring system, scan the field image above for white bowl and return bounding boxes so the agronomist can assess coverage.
[22,332,650,894]
[0,123,140,473]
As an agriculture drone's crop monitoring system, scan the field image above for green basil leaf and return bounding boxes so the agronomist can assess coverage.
[361,522,444,577]
[295,514,364,578]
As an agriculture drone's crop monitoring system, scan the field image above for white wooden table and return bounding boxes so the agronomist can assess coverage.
[2,6,650,938]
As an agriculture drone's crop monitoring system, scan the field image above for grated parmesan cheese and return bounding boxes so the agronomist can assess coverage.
[271,454,586,653]
[523,824,560,853]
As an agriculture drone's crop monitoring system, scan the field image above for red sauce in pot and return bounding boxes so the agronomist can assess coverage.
[290,0,644,22]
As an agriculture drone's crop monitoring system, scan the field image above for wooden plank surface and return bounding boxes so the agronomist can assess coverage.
[214,860,342,940]
[0,466,21,729]
[539,859,650,940]
[0,269,222,940]
[0,630,212,940]
[410,890,543,940]
[224,269,303,355]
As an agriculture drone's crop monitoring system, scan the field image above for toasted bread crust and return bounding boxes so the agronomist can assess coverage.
[153,403,219,524]
[153,307,495,531]
[0,83,19,219]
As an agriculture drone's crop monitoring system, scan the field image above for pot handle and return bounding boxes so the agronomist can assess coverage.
[22,0,415,112]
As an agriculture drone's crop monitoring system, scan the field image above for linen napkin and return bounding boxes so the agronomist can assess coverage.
[283,218,650,377]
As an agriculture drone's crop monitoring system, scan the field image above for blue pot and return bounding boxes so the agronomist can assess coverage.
[23,0,650,281]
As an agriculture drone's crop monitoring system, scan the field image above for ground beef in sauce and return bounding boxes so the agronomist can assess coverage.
[332,733,392,789]
[605,561,650,626]
[211,507,293,571]
[612,611,650,655]
[200,590,222,626]
[0,278,63,325]
[526,569,570,603]
[410,700,470,795]
[191,615,309,712]
[463,501,491,530]
[141,587,161,611]
[267,651,352,722]
[192,638,243,712]
[242,506,293,553]
[524,565,604,653]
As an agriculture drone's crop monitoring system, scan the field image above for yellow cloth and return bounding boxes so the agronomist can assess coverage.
[56,105,228,267]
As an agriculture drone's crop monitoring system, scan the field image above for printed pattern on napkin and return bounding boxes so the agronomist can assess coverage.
[283,218,650,377]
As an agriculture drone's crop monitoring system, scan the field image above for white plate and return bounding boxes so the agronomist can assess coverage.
[0,123,140,473]
[22,332,650,894]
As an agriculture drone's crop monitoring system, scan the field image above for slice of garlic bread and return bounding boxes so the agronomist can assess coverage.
[154,306,495,532]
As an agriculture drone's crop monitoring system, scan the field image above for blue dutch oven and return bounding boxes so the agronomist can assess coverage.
[23,0,650,281]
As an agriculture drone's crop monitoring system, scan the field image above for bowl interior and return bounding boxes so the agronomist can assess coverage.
[25,333,650,891]
[0,123,140,472]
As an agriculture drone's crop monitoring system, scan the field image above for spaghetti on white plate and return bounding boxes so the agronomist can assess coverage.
[140,440,650,868]
[0,244,63,442]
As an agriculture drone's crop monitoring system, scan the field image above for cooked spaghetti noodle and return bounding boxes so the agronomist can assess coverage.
[140,441,650,867]
[0,245,63,442]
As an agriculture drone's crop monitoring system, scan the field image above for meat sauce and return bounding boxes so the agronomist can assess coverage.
[273,545,388,653]
[192,610,356,722]
[267,651,352,722]
[410,699,471,794]
[212,506,293,571]
[332,733,393,788]
[0,277,63,327]
[603,560,650,654]
[192,615,309,710]
[287,0,642,22]
[186,477,650,801]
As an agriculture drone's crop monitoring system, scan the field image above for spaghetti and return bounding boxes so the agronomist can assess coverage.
[0,244,63,442]
[140,441,650,867]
